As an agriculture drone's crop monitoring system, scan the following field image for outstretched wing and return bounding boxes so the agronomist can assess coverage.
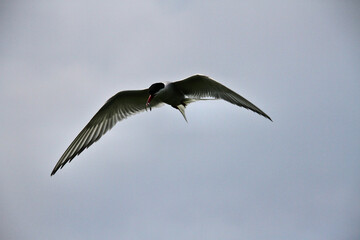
[173,75,272,121]
[51,89,161,176]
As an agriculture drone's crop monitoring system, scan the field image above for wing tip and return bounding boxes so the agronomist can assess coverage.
[50,162,63,176]
[51,153,76,176]
[264,113,273,122]
[256,109,272,122]
[50,168,58,176]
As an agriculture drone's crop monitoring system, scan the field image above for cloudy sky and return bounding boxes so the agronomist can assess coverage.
[1,1,359,239]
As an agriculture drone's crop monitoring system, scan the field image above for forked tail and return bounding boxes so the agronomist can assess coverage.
[177,104,187,122]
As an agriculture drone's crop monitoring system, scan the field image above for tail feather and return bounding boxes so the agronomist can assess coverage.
[177,104,188,122]
[177,98,212,122]
[182,98,196,106]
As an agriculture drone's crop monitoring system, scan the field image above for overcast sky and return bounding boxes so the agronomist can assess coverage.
[1,1,359,239]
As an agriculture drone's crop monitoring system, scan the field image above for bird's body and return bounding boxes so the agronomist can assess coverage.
[51,75,271,176]
[157,82,185,107]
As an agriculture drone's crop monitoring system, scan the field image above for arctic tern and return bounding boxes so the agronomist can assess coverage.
[51,75,271,175]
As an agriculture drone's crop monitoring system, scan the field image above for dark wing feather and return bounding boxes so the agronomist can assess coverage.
[174,75,272,121]
[51,89,161,176]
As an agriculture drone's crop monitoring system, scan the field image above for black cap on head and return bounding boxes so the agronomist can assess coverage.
[148,83,165,96]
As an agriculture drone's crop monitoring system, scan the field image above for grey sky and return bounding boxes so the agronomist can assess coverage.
[1,1,359,239]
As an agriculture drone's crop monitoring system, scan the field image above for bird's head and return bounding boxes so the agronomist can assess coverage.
[146,82,165,110]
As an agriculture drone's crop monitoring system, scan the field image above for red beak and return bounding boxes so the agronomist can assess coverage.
[146,95,153,105]
[146,95,153,111]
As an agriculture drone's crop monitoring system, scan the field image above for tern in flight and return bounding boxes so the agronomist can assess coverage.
[51,75,271,175]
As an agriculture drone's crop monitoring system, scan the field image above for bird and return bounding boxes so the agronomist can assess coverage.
[51,75,272,175]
